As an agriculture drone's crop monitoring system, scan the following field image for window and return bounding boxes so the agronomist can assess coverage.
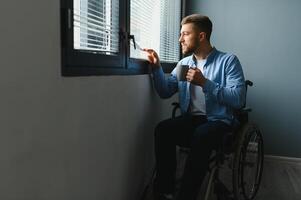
[61,0,183,76]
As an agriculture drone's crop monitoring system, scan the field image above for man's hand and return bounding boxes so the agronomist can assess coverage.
[143,48,160,69]
[186,68,207,87]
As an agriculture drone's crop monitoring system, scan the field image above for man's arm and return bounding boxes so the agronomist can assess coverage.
[152,67,178,98]
[203,55,246,109]
[144,49,178,99]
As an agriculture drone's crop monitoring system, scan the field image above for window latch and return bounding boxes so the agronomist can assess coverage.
[128,34,137,49]
[128,34,143,51]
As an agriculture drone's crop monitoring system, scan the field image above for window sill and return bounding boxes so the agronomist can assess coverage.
[62,58,176,76]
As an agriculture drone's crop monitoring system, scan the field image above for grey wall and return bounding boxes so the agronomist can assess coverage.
[0,1,175,199]
[187,0,301,157]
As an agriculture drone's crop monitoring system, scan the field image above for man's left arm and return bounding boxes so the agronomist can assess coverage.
[203,55,246,109]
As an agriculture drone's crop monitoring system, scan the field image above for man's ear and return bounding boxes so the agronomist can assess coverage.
[199,32,206,42]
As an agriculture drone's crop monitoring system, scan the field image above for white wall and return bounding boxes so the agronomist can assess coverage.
[187,0,301,157]
[0,1,175,199]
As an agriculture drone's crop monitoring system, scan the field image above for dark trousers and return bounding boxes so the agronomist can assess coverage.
[154,114,231,200]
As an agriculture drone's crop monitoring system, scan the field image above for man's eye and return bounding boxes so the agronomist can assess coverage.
[179,31,190,38]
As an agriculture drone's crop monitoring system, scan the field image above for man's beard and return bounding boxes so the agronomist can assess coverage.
[182,45,198,56]
[181,39,201,56]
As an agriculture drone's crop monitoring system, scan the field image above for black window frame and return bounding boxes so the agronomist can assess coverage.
[60,0,184,76]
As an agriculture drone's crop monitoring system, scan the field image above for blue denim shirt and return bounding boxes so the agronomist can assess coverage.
[152,48,246,125]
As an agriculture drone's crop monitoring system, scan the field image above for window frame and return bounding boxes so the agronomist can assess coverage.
[60,0,184,76]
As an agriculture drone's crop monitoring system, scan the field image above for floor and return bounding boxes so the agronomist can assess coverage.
[255,156,301,200]
[142,155,301,200]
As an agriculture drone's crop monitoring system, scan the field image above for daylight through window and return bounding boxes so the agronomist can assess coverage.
[74,0,119,55]
[130,0,181,62]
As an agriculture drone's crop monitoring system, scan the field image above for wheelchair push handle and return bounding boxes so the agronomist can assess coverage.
[246,80,253,87]
[171,102,180,119]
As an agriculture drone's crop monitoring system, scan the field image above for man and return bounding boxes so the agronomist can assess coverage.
[144,14,246,200]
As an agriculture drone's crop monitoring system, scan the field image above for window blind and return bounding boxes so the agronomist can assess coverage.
[73,0,119,54]
[130,0,181,62]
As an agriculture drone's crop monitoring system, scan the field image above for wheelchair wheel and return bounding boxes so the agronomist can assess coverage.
[232,123,264,200]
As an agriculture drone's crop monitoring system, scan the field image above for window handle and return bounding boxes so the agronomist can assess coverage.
[128,34,137,49]
[128,34,143,51]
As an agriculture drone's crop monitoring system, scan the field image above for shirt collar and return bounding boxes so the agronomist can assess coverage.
[190,47,217,67]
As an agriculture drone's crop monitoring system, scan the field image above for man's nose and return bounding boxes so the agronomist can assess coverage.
[178,35,183,43]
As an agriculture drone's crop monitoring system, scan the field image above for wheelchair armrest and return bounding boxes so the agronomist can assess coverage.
[172,102,180,107]
[234,107,252,124]
[235,107,252,115]
[241,107,252,113]
[171,102,180,119]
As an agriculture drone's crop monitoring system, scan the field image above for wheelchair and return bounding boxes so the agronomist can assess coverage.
[141,80,264,200]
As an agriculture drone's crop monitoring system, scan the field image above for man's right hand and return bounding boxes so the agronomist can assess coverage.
[143,48,160,69]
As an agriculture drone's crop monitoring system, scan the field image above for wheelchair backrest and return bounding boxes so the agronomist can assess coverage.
[234,80,253,124]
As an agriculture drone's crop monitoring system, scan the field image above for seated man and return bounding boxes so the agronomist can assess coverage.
[144,14,246,200]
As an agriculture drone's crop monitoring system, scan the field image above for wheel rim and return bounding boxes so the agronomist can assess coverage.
[239,125,264,200]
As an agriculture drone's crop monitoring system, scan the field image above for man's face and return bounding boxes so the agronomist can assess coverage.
[179,23,201,55]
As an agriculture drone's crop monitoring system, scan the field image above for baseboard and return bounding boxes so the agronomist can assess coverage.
[264,154,301,163]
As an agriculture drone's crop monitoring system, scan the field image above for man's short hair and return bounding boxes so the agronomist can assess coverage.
[181,14,212,42]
